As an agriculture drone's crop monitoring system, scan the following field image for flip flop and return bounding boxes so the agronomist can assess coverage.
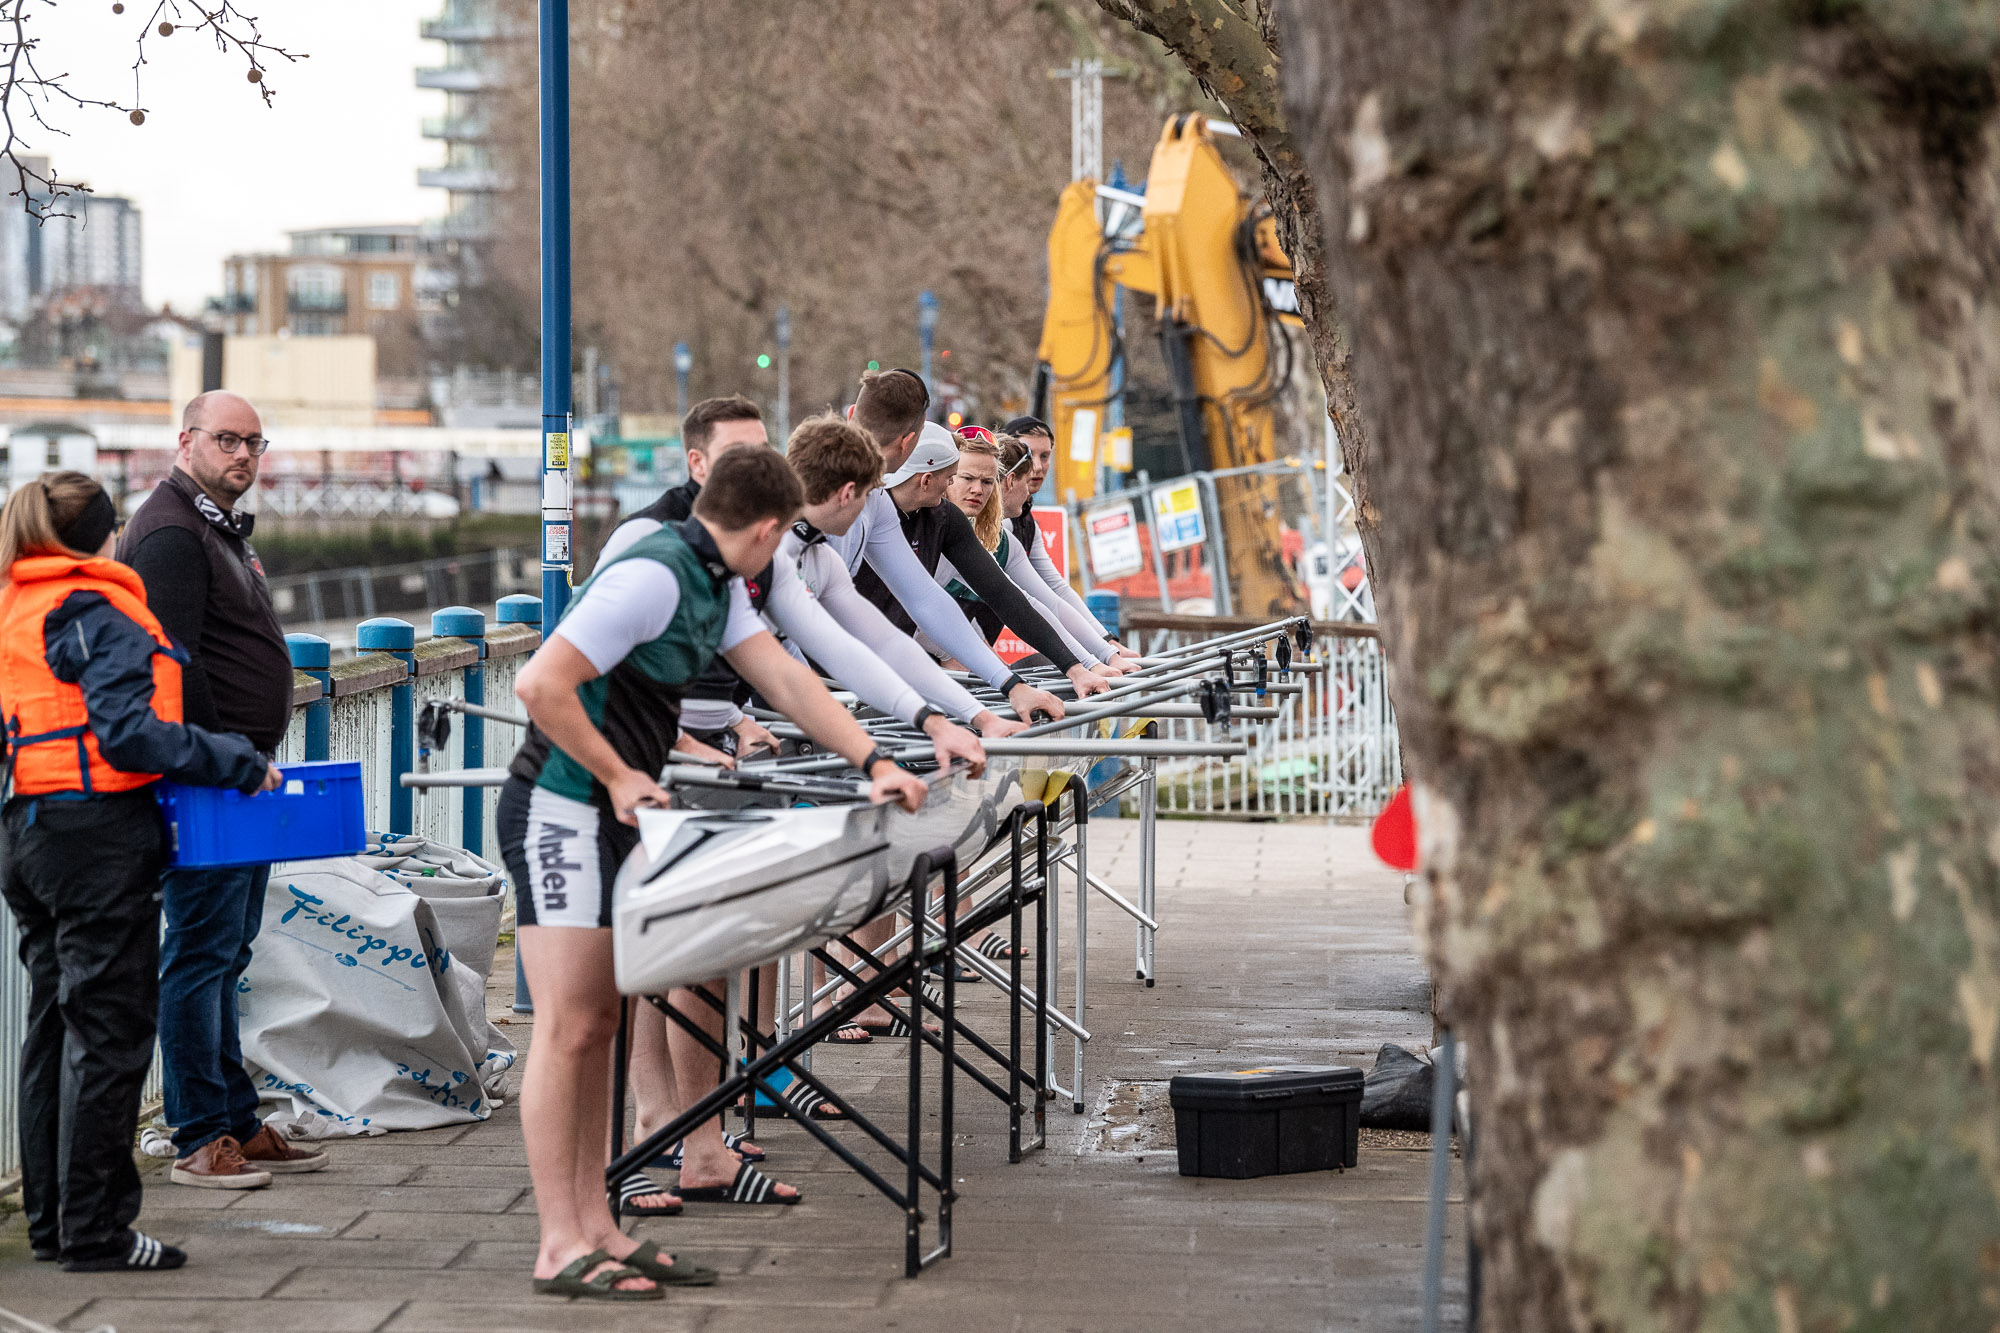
[613,1171,683,1217]
[532,1248,663,1301]
[621,1239,719,1287]
[676,1161,802,1205]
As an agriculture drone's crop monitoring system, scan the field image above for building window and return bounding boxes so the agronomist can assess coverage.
[367,272,400,309]
[286,264,345,316]
[44,439,59,468]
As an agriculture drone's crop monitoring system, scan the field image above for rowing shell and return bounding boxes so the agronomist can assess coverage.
[611,759,1062,996]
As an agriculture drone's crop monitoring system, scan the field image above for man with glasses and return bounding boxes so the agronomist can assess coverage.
[120,391,329,1189]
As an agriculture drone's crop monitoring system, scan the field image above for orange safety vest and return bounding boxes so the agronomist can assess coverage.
[0,554,183,796]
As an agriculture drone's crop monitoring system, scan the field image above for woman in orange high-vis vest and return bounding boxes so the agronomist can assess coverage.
[0,472,279,1274]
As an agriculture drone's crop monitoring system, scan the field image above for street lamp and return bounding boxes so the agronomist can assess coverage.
[774,304,792,445]
[917,289,938,394]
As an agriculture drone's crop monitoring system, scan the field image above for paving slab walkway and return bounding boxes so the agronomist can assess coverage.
[0,819,1464,1332]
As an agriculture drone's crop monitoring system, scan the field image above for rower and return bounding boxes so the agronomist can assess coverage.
[501,447,927,1302]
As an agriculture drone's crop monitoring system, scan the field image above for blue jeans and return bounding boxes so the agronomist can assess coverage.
[158,863,270,1155]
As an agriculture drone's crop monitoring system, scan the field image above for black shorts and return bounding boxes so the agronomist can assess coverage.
[495,776,640,929]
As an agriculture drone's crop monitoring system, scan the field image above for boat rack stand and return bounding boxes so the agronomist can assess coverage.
[606,796,1063,1277]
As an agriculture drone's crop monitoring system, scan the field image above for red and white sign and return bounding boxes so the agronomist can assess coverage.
[994,506,1074,663]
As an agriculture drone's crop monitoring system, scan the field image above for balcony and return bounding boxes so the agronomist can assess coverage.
[286,291,347,315]
[414,64,498,93]
[420,3,525,42]
[420,114,490,141]
[418,164,502,193]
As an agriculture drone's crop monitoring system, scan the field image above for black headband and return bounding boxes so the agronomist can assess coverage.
[56,487,117,556]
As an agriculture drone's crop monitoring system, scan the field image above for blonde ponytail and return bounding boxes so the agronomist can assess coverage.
[0,472,107,571]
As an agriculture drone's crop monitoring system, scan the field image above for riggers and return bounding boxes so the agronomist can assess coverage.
[0,555,183,795]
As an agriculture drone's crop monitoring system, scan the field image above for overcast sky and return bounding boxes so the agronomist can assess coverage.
[21,2,444,312]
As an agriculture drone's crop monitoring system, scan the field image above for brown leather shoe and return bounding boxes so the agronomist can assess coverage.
[240,1123,330,1174]
[170,1134,273,1190]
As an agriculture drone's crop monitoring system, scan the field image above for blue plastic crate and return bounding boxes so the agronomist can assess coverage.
[156,760,366,869]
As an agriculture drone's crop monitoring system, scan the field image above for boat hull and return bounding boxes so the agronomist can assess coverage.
[611,760,1073,995]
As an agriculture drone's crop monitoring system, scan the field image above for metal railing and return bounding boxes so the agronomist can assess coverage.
[1123,612,1401,820]
[0,599,544,1187]
[264,547,537,628]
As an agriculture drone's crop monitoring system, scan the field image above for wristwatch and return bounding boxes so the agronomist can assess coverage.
[862,746,897,778]
[912,705,943,731]
[999,673,1026,695]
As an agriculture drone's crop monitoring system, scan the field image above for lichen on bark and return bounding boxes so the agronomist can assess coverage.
[1269,0,2000,1327]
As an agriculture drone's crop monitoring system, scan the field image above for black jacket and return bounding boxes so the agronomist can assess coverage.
[119,469,292,753]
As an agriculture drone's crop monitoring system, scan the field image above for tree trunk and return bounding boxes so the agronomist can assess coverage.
[1089,0,1379,545]
[1271,2,2000,1328]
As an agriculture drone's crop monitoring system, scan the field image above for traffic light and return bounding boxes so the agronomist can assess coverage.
[866,360,881,371]
[756,353,772,369]
[947,411,964,427]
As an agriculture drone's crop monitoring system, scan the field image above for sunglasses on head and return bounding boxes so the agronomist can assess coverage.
[954,425,995,446]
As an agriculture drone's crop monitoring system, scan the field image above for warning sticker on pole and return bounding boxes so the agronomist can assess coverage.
[1085,504,1143,579]
[543,523,571,564]
[1150,480,1206,552]
[545,432,570,469]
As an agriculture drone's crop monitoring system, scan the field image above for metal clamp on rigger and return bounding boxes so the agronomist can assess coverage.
[1292,616,1314,661]
[1198,677,1234,731]
[416,700,452,775]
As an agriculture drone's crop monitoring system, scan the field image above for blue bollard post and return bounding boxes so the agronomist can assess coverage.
[357,617,416,836]
[433,606,486,855]
[495,594,542,1014]
[286,633,332,762]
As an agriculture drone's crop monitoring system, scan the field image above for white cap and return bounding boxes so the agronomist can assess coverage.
[882,421,961,488]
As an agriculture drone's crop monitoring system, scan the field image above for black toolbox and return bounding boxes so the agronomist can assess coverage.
[1168,1065,1363,1179]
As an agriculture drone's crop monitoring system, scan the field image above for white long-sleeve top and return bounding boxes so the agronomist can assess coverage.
[822,489,1018,691]
[783,522,989,723]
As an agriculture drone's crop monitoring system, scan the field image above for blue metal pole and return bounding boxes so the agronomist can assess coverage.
[356,617,416,836]
[917,288,938,394]
[495,594,542,1016]
[433,606,487,856]
[285,633,331,762]
[539,0,573,639]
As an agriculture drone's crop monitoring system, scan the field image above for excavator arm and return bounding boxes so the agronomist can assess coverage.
[1033,114,1303,618]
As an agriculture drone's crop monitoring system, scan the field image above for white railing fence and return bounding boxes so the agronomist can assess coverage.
[1122,613,1401,821]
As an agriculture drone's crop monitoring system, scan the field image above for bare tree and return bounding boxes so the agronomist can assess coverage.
[482,0,1205,416]
[1103,0,2000,1324]
[0,0,300,218]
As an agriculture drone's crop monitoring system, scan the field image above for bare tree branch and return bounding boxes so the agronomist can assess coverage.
[0,0,301,222]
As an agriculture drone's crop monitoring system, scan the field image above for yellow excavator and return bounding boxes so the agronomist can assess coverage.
[1032,113,1305,618]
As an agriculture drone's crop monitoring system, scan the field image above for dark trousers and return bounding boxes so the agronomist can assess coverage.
[2,787,167,1261]
[158,861,270,1155]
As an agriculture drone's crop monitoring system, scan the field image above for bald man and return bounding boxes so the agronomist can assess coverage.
[120,391,327,1187]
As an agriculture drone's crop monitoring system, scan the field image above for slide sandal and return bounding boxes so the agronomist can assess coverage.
[676,1161,802,1206]
[532,1249,663,1301]
[622,1239,719,1287]
[614,1171,683,1217]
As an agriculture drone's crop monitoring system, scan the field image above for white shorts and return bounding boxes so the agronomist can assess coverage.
[497,780,639,929]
